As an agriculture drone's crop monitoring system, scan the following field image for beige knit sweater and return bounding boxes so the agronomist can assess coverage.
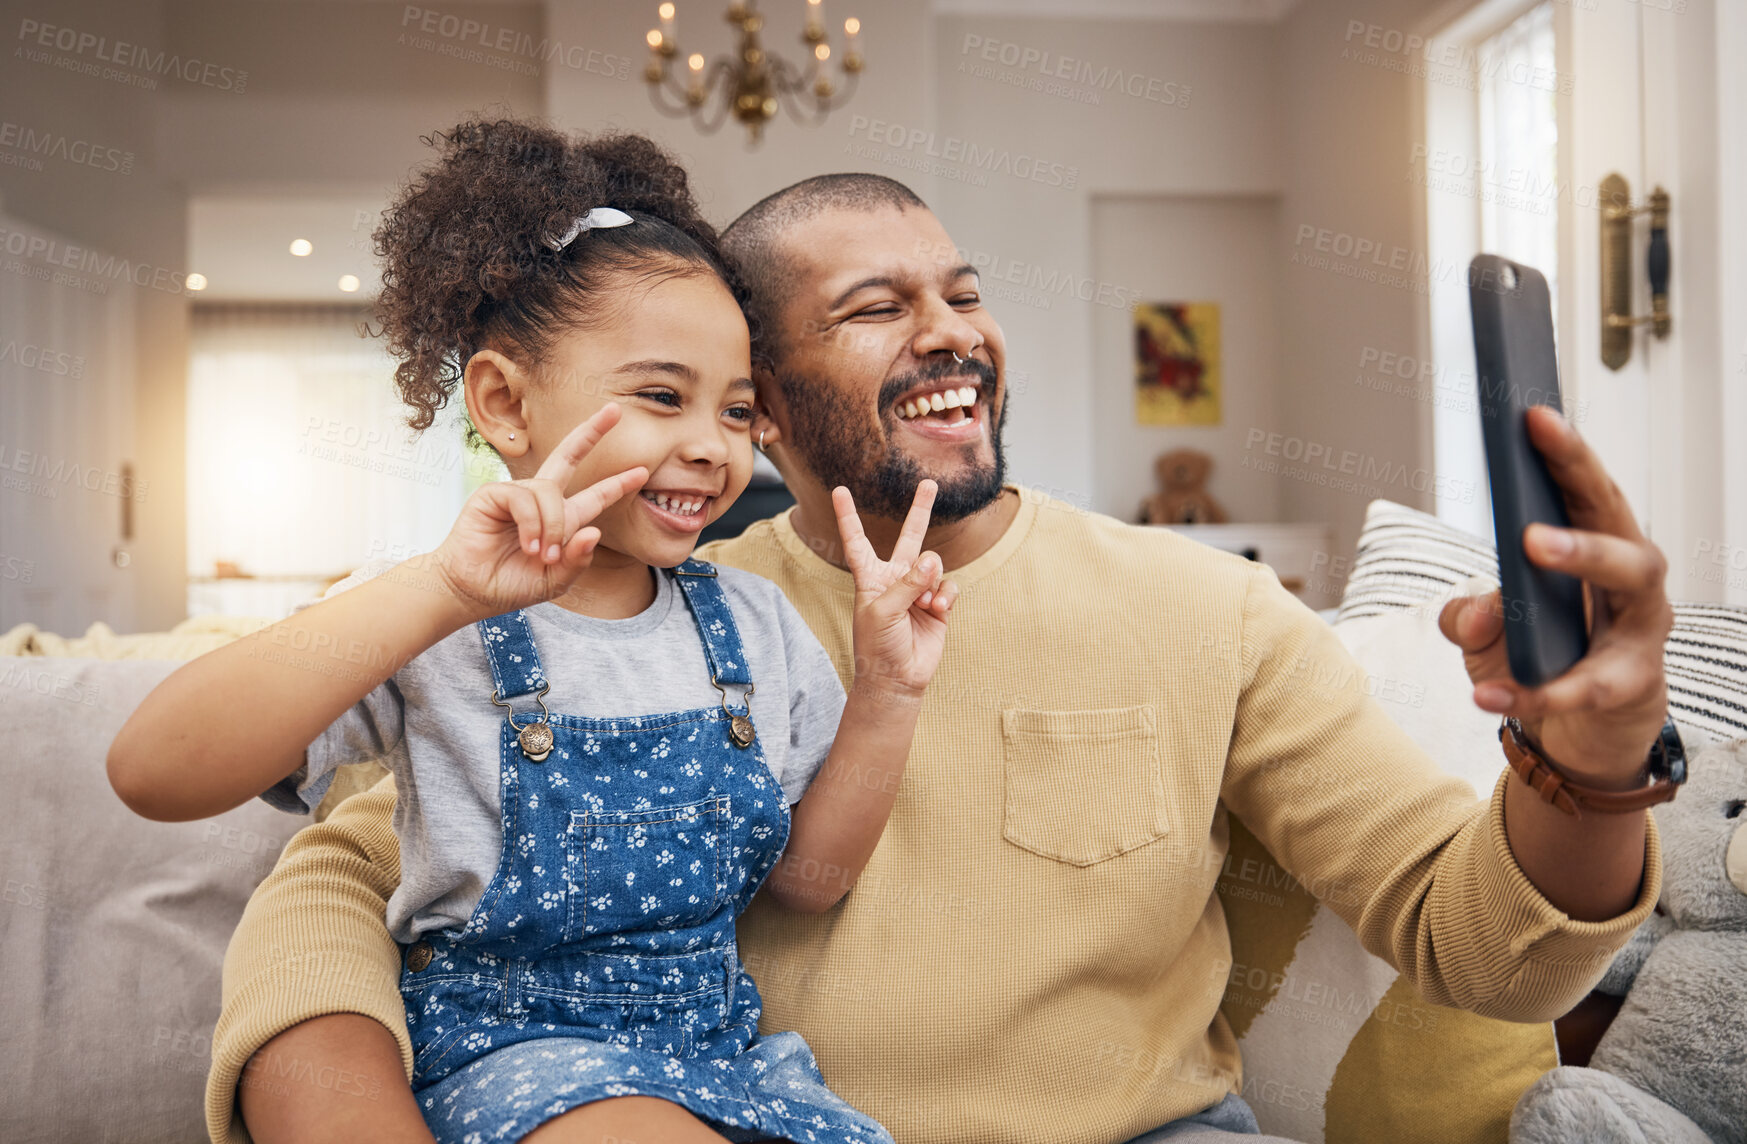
[206,487,1659,1144]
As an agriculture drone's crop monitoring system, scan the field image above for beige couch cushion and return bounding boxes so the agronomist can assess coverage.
[0,614,272,660]
[0,657,295,1144]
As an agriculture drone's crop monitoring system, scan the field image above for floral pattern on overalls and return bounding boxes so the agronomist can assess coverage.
[401,560,891,1144]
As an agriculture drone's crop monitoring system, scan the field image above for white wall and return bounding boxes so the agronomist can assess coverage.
[0,0,186,631]
[929,15,1282,510]
[1091,195,1281,523]
[1273,0,1459,569]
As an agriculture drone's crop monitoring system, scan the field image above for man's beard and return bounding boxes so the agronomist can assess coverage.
[773,355,1008,522]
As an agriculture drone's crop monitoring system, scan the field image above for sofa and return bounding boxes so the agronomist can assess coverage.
[3,499,1742,1144]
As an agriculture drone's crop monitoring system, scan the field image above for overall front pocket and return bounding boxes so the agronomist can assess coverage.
[1001,704,1172,866]
[565,797,730,939]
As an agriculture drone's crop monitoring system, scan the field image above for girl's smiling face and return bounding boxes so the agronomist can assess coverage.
[473,267,759,570]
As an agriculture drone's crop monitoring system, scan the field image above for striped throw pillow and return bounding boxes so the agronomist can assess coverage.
[1335,499,1747,745]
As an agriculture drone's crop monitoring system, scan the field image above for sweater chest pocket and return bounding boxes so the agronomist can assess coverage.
[1001,704,1172,866]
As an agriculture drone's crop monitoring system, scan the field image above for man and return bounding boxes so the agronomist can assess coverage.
[208,175,1674,1144]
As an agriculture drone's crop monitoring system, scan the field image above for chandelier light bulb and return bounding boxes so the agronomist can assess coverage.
[642,2,864,140]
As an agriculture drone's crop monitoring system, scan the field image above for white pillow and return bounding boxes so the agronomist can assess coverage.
[1331,573,1507,798]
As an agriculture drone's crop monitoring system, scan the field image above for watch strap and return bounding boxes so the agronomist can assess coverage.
[1499,718,1682,818]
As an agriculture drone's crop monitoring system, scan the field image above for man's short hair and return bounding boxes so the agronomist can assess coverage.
[722,173,927,369]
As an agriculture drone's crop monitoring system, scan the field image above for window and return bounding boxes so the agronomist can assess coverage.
[1422,0,1559,541]
[186,305,492,617]
[1477,3,1559,300]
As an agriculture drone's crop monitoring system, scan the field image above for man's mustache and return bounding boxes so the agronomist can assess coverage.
[877,355,999,414]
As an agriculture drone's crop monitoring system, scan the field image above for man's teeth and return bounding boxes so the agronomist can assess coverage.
[897,386,979,420]
[644,492,706,516]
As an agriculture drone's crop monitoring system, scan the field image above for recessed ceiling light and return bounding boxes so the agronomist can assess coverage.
[338,274,360,293]
[186,272,208,291]
[289,238,313,257]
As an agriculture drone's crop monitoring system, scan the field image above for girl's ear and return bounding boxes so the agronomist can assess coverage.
[464,349,531,462]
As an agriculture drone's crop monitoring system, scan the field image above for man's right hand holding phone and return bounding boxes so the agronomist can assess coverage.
[1437,404,1676,922]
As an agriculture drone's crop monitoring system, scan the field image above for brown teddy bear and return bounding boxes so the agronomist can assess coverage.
[1142,448,1228,525]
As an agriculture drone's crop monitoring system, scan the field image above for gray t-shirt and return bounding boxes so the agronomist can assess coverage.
[262,558,847,943]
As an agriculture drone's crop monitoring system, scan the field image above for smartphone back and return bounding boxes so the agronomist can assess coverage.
[1469,254,1588,686]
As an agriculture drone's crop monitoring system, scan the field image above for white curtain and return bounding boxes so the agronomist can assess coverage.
[187,304,488,617]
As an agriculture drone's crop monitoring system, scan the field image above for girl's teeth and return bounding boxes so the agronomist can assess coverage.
[646,493,704,515]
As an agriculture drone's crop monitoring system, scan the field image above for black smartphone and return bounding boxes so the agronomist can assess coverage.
[1469,254,1588,687]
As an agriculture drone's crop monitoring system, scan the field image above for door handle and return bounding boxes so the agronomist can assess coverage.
[1600,173,1671,370]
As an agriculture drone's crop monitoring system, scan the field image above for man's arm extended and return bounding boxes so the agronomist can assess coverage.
[1218,559,1660,1024]
[205,775,423,1144]
[1437,405,1674,923]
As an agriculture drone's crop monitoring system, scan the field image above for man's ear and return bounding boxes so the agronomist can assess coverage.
[750,364,786,451]
[464,349,530,463]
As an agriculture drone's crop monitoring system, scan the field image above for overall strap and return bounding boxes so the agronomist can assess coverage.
[476,611,548,701]
[670,559,754,698]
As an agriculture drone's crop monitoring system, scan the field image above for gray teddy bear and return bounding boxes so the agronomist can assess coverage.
[1511,736,1747,1144]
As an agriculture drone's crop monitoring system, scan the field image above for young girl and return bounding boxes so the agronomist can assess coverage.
[108,120,956,1144]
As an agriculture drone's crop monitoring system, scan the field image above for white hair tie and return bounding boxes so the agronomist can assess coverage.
[544,207,635,252]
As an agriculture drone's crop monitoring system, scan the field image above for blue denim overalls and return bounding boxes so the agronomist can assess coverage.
[402,560,891,1144]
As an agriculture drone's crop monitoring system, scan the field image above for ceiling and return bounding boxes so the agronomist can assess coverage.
[187,195,384,302]
[933,0,1301,19]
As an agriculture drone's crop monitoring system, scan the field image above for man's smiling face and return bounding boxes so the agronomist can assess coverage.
[760,204,1010,522]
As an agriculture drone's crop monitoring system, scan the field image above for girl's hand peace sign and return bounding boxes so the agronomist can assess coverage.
[431,404,648,621]
[833,479,959,701]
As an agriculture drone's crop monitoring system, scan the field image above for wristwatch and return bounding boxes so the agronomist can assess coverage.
[1500,714,1686,818]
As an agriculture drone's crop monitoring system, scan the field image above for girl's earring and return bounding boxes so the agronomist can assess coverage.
[508,433,515,440]
[757,429,768,454]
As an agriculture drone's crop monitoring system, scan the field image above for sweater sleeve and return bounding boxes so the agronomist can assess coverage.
[205,774,410,1144]
[1217,562,1661,1023]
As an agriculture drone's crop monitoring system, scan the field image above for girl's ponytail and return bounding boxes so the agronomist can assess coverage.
[371,119,750,442]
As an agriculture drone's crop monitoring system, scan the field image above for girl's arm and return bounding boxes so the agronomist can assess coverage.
[237,1012,432,1144]
[109,404,647,822]
[109,566,478,821]
[762,482,956,913]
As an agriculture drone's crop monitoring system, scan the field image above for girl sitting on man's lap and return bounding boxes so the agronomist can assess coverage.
[108,118,955,1144]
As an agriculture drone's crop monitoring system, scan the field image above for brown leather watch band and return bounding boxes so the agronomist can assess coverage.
[1499,719,1680,818]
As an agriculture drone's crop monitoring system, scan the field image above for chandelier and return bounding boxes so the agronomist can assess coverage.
[643,1,864,143]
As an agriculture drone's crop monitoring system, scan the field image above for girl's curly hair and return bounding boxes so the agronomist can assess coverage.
[371,118,752,447]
